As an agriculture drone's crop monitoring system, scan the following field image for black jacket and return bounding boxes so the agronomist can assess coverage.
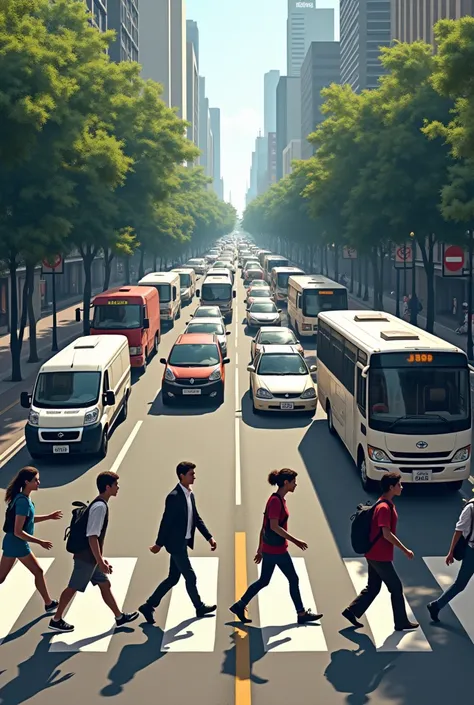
[156,484,212,553]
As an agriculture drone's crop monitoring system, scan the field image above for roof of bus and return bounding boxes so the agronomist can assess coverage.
[318,310,465,355]
[139,272,179,285]
[272,266,304,274]
[288,275,346,290]
[202,275,232,284]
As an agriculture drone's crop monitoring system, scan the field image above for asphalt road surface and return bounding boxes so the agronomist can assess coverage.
[0,276,473,705]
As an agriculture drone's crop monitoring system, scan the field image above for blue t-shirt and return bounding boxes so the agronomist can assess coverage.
[2,494,35,558]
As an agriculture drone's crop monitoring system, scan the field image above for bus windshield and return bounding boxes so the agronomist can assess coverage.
[155,283,171,303]
[93,304,141,330]
[277,272,300,288]
[303,289,348,317]
[202,283,232,302]
[266,258,288,271]
[178,273,192,288]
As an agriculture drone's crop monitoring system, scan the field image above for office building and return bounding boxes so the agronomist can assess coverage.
[199,77,213,180]
[287,0,335,77]
[267,132,277,186]
[276,76,301,181]
[301,41,340,159]
[256,134,269,195]
[85,0,107,31]
[186,42,199,148]
[170,0,187,120]
[107,0,139,63]
[187,20,200,69]
[264,70,280,135]
[247,150,258,205]
[210,108,223,198]
[391,0,474,45]
[340,0,391,93]
[283,139,302,176]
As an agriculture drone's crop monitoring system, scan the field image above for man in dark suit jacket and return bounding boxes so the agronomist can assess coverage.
[138,461,217,624]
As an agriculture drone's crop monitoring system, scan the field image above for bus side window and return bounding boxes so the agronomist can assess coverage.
[356,368,366,417]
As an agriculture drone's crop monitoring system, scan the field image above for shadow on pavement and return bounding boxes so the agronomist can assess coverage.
[241,391,314,430]
[0,446,101,490]
[148,391,220,417]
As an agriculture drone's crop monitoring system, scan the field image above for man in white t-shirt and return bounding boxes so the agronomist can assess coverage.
[49,471,139,634]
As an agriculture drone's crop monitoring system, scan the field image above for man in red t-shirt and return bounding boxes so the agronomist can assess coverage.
[343,472,419,632]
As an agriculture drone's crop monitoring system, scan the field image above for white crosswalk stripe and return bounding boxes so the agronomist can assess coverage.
[0,557,55,646]
[161,557,219,652]
[424,556,474,643]
[343,558,431,652]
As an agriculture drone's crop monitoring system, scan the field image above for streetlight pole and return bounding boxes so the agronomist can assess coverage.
[409,231,417,326]
[467,229,473,362]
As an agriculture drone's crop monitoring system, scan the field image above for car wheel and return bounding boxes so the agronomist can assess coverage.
[119,394,129,422]
[98,428,109,459]
[153,334,159,355]
[327,404,336,435]
[141,350,148,374]
[176,306,181,320]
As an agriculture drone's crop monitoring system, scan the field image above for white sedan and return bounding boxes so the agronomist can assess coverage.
[250,326,303,360]
[246,301,281,329]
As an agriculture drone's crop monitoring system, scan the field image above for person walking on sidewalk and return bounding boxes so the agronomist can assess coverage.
[138,461,217,624]
[427,499,474,623]
[1,466,61,612]
[49,471,139,633]
[343,472,419,632]
[230,468,322,625]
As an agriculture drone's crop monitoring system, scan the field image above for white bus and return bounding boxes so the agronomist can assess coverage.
[270,266,304,303]
[262,255,289,283]
[287,275,348,337]
[316,310,471,491]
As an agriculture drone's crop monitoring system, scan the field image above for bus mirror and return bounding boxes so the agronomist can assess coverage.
[173,287,177,301]
[361,365,370,379]
[75,308,81,322]
[233,290,236,298]
[196,290,200,297]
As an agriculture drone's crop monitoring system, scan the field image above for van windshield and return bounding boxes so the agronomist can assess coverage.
[93,304,141,330]
[202,283,232,302]
[34,372,101,409]
[155,283,171,303]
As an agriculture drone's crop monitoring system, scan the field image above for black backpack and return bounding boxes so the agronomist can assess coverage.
[3,495,28,534]
[262,494,287,547]
[350,500,393,555]
[64,499,107,554]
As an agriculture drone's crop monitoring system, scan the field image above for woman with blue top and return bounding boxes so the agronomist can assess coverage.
[1,466,62,612]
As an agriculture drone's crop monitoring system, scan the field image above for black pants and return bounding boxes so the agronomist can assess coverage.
[348,559,409,629]
[147,548,203,610]
[239,552,304,613]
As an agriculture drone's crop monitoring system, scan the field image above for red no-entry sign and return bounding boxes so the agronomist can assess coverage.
[443,245,465,277]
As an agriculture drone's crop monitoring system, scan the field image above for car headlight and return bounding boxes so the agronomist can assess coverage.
[256,388,272,399]
[28,409,39,426]
[164,367,176,382]
[209,368,222,381]
[453,445,471,462]
[367,445,392,463]
[84,407,100,426]
[301,387,316,399]
[129,346,142,355]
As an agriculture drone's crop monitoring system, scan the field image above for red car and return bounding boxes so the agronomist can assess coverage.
[246,287,273,307]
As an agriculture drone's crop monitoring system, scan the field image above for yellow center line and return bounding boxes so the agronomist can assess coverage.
[0,399,20,417]
[235,532,251,705]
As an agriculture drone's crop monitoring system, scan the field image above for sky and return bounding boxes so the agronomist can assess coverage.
[186,0,340,216]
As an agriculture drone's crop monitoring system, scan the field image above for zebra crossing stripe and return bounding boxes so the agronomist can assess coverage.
[161,557,219,653]
[0,557,55,646]
[344,558,431,652]
[257,557,327,652]
[424,557,474,643]
[49,557,138,652]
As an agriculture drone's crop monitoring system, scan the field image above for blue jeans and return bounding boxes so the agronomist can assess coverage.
[436,545,474,610]
[239,552,304,614]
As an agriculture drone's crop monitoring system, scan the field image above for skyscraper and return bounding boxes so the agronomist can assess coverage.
[170,0,187,120]
[264,70,280,135]
[199,77,213,180]
[391,0,474,45]
[107,0,139,63]
[210,108,223,199]
[287,0,335,77]
[276,76,301,181]
[186,20,200,69]
[85,0,107,32]
[186,42,199,148]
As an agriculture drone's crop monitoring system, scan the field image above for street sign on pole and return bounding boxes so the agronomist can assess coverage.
[41,254,63,275]
[343,247,357,260]
[442,244,465,277]
[394,245,413,269]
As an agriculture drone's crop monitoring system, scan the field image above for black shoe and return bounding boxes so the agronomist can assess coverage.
[427,601,440,623]
[116,611,139,627]
[45,600,59,612]
[342,608,364,629]
[395,621,419,631]
[196,604,217,618]
[230,601,252,624]
[297,609,323,625]
[48,618,74,633]
[138,603,155,625]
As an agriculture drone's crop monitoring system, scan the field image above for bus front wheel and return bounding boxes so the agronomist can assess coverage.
[359,453,377,492]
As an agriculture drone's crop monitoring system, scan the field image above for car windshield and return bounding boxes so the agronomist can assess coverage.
[249,290,271,298]
[93,303,141,330]
[34,372,101,409]
[194,307,221,318]
[303,289,347,317]
[257,354,308,376]
[259,330,297,345]
[187,322,224,335]
[169,344,220,367]
[178,273,192,287]
[249,280,267,288]
[250,302,277,313]
[202,283,232,301]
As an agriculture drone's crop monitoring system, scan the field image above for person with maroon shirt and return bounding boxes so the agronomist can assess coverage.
[229,468,321,625]
[343,472,419,632]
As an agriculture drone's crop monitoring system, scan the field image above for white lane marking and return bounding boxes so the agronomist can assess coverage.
[0,437,26,469]
[257,557,326,652]
[161,557,219,652]
[0,558,54,645]
[235,417,242,505]
[49,557,138,652]
[108,420,142,475]
[235,364,240,412]
[344,558,431,652]
[424,556,474,643]
[468,476,474,485]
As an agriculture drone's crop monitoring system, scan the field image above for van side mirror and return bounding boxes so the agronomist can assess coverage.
[310,365,317,372]
[173,287,177,301]
[103,390,116,406]
[196,289,200,297]
[160,358,167,365]
[223,358,230,365]
[20,392,31,409]
[226,331,231,335]
[247,365,256,372]
[75,308,81,322]
[233,291,236,299]
[143,318,150,329]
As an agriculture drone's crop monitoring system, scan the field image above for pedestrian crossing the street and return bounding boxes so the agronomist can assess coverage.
[2,555,474,654]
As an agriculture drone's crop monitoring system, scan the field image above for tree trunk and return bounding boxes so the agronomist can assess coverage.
[153,254,157,271]
[363,256,369,301]
[350,258,354,293]
[160,257,164,270]
[26,264,39,363]
[309,243,314,272]
[124,257,131,285]
[103,250,113,292]
[334,244,339,282]
[319,246,324,274]
[18,272,28,351]
[357,257,362,298]
[82,251,95,336]
[419,235,435,333]
[371,248,383,309]
[379,246,385,310]
[138,249,145,280]
[8,259,22,382]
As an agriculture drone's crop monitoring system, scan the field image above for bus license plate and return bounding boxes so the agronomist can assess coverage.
[183,389,201,395]
[413,470,431,482]
[280,402,294,410]
[53,445,69,454]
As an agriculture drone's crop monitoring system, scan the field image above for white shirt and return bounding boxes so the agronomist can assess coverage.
[86,501,108,538]
[456,502,474,548]
[179,484,193,540]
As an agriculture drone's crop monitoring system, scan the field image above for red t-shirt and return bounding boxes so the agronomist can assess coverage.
[262,495,289,555]
[365,499,397,562]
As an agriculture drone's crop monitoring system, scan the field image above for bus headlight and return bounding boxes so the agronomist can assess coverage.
[453,445,471,462]
[368,446,392,463]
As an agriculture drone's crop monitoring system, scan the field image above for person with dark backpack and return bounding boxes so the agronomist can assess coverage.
[229,468,322,625]
[49,471,139,633]
[343,472,418,631]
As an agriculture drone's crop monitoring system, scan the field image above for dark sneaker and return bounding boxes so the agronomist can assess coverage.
[138,603,155,625]
[45,600,59,613]
[196,604,217,618]
[427,602,440,623]
[230,601,252,624]
[298,609,323,625]
[342,608,364,629]
[116,611,139,627]
[48,618,74,633]
[395,621,419,631]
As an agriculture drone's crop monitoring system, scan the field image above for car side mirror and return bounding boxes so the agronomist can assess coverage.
[223,358,230,365]
[310,365,317,372]
[103,390,116,406]
[143,318,150,329]
[247,364,256,372]
[159,358,167,365]
[233,291,236,298]
[278,309,282,313]
[75,307,81,322]
[226,331,231,335]
[251,338,256,343]
[20,391,31,409]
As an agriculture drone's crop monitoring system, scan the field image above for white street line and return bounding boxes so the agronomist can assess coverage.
[235,417,242,505]
[49,557,138,652]
[235,365,240,413]
[0,437,26,469]
[468,476,474,485]
[424,556,474,643]
[161,557,219,652]
[344,558,431,652]
[0,558,54,646]
[257,557,327,652]
[108,420,142,474]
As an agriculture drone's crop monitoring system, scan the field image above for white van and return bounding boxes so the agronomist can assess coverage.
[172,268,196,304]
[138,271,181,326]
[21,335,131,460]
[197,274,235,322]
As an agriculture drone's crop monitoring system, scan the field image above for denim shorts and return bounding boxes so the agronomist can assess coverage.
[68,559,108,593]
